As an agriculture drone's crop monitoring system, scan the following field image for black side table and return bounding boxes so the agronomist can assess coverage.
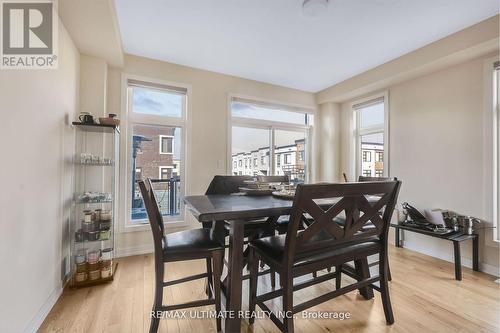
[391,223,479,280]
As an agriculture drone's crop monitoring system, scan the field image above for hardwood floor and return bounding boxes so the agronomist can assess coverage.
[39,246,500,333]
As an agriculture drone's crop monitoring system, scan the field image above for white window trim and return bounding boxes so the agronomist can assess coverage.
[495,63,500,242]
[159,135,174,155]
[483,56,500,243]
[227,93,316,181]
[349,91,390,179]
[119,73,192,233]
[159,165,174,179]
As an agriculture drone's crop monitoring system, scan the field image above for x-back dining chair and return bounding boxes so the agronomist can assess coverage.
[139,179,224,333]
[248,180,401,333]
[341,175,396,281]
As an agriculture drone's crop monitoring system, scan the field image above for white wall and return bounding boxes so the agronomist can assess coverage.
[0,23,80,333]
[388,54,499,274]
[335,54,499,275]
[106,54,316,256]
[316,102,342,182]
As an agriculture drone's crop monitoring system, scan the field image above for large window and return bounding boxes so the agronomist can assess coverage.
[230,98,313,183]
[353,96,388,178]
[127,79,186,225]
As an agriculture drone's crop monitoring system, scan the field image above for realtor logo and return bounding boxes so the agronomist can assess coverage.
[1,0,58,69]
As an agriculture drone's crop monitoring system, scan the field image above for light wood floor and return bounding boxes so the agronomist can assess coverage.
[40,246,500,333]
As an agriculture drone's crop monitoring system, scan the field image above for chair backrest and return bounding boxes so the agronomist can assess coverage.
[358,176,393,182]
[205,175,254,195]
[138,179,164,255]
[257,175,290,183]
[284,180,401,266]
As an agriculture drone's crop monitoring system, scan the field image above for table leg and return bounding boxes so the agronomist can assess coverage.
[354,258,374,300]
[472,235,479,272]
[225,221,245,333]
[395,228,401,248]
[453,241,462,281]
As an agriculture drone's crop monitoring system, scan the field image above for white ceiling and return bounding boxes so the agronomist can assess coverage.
[114,0,498,92]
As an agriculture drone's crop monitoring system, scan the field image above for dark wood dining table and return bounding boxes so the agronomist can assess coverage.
[183,193,380,332]
[183,193,295,332]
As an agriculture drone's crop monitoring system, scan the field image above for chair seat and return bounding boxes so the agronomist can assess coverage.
[251,233,380,266]
[163,229,223,254]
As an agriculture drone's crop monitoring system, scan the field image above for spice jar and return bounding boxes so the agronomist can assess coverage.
[88,231,99,241]
[75,272,87,283]
[84,211,93,223]
[99,230,111,240]
[89,269,101,281]
[101,248,113,260]
[101,266,112,278]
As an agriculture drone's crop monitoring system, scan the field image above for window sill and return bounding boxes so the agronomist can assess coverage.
[120,219,186,233]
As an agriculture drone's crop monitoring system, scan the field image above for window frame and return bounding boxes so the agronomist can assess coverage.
[119,74,191,232]
[228,94,315,181]
[159,135,174,155]
[492,60,500,242]
[158,165,174,179]
[350,92,390,179]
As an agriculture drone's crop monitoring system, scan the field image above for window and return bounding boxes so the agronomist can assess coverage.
[131,85,183,118]
[354,96,387,178]
[362,151,371,162]
[127,79,186,225]
[230,97,313,183]
[232,100,308,125]
[159,135,174,154]
[159,166,173,179]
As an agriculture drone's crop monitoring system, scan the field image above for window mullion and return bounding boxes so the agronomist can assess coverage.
[270,127,275,176]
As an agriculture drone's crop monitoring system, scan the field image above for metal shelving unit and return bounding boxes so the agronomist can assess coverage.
[70,122,119,287]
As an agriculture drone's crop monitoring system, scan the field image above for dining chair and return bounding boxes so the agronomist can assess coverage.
[257,175,295,235]
[139,179,224,333]
[340,175,395,281]
[359,176,394,281]
[248,180,402,333]
[204,175,277,287]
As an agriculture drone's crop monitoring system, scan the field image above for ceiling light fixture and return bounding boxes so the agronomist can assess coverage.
[302,0,329,18]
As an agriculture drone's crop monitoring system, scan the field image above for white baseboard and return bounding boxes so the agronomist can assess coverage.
[115,244,153,258]
[400,241,500,277]
[23,286,62,333]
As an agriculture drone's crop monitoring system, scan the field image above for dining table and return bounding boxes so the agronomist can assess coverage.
[183,193,293,332]
[183,192,381,332]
